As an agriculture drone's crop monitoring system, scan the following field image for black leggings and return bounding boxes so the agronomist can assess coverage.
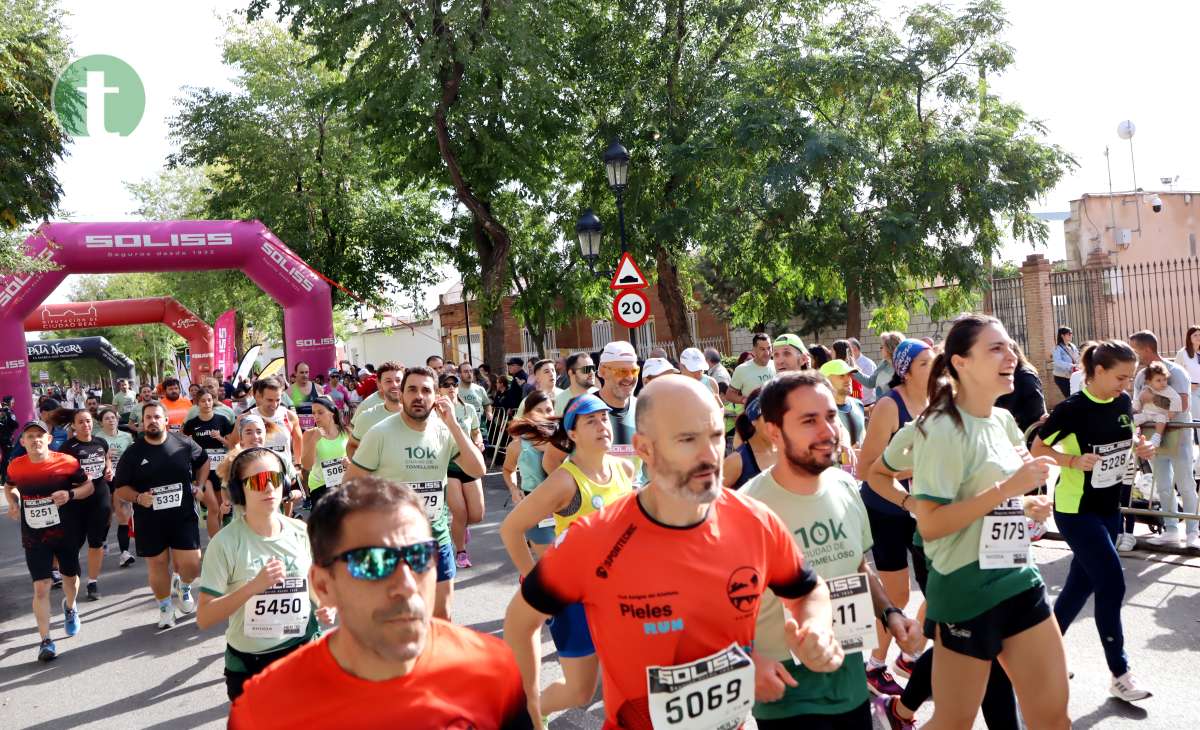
[224,641,307,701]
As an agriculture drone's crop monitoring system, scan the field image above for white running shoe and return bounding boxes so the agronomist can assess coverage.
[157,602,177,629]
[1115,533,1138,552]
[1110,671,1152,702]
[177,583,196,614]
[1187,534,1200,550]
[1146,531,1182,547]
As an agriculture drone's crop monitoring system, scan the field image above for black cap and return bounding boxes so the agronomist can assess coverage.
[39,398,61,412]
[507,357,524,366]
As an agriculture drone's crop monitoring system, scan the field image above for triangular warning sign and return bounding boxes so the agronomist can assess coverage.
[609,252,648,290]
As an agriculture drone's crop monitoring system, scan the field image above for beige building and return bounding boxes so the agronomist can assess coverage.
[1064,190,1200,267]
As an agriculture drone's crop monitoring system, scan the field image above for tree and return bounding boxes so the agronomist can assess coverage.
[0,0,75,229]
[168,18,443,316]
[251,0,591,371]
[0,0,76,274]
[708,0,1073,337]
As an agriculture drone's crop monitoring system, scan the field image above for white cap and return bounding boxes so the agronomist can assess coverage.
[679,347,706,373]
[642,358,678,379]
[599,340,638,364]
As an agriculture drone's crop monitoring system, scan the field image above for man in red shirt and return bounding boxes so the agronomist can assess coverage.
[5,420,94,661]
[505,375,843,729]
[230,476,531,729]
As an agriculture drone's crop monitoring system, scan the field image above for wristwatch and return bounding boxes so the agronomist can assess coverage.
[881,606,905,624]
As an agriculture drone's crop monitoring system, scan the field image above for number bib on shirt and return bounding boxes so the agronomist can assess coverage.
[827,573,876,654]
[80,454,105,481]
[979,497,1029,569]
[609,444,636,459]
[243,577,311,639]
[1091,439,1133,489]
[23,497,61,529]
[407,481,444,521]
[320,458,345,487]
[151,483,184,511]
[297,414,317,431]
[206,449,227,468]
[536,515,556,529]
[646,643,754,730]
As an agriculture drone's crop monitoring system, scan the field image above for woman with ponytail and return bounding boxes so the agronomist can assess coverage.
[1031,340,1156,702]
[909,315,1068,730]
[498,393,634,718]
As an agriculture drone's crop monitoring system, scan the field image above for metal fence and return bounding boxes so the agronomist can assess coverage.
[1106,258,1200,354]
[990,275,1028,352]
[1048,266,1102,344]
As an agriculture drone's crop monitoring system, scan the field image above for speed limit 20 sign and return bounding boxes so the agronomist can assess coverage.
[612,289,650,329]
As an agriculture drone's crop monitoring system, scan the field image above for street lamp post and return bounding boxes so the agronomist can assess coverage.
[576,138,638,351]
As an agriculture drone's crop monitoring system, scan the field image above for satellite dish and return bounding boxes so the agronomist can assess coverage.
[1117,120,1136,140]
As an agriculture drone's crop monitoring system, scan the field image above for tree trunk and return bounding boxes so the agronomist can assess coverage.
[845,283,862,339]
[655,246,692,354]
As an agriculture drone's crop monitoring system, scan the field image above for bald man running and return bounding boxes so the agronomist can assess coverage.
[505,375,841,729]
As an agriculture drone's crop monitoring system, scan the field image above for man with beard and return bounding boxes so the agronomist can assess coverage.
[505,375,842,729]
[288,362,321,430]
[112,379,137,424]
[728,333,777,405]
[112,402,213,628]
[457,362,492,423]
[158,377,193,434]
[228,478,531,728]
[231,378,303,468]
[544,341,639,477]
[773,333,812,373]
[347,367,485,620]
[346,361,404,460]
[741,371,923,728]
[185,377,237,423]
[553,352,598,416]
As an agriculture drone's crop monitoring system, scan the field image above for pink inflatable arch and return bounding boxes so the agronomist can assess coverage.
[0,221,335,420]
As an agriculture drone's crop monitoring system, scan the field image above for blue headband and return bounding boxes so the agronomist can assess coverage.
[563,393,611,431]
[892,339,930,380]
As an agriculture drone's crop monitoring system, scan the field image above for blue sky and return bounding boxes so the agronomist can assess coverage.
[46,0,1200,306]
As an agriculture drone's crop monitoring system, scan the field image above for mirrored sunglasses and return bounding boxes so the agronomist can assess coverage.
[329,542,438,580]
[242,471,285,492]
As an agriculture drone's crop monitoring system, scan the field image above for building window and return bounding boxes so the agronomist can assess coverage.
[456,333,481,365]
[591,320,612,349]
[644,316,657,345]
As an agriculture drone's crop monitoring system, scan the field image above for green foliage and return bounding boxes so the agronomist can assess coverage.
[707,0,1073,335]
[0,0,76,232]
[168,18,444,310]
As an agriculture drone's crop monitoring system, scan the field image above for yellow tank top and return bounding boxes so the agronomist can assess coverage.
[553,456,634,535]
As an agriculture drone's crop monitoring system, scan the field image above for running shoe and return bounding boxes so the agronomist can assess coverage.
[157,602,177,629]
[1186,534,1200,550]
[177,582,197,614]
[872,695,916,730]
[456,550,472,569]
[63,600,80,637]
[1146,531,1182,548]
[51,570,63,589]
[37,637,57,662]
[867,665,905,696]
[120,551,135,568]
[1110,671,1152,702]
[1116,533,1138,552]
[892,654,918,680]
[86,581,100,601]
[1028,518,1047,542]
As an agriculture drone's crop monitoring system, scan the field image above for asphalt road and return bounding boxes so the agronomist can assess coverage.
[1,474,1198,729]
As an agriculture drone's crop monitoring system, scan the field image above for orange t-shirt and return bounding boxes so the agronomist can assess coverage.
[162,396,192,431]
[521,488,818,730]
[229,619,530,730]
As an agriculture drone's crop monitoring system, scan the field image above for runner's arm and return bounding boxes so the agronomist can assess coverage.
[502,441,521,498]
[541,444,566,475]
[504,591,551,726]
[300,429,318,472]
[499,470,575,577]
[721,450,743,489]
[287,412,303,466]
[856,396,898,478]
[1030,437,1084,470]
[442,407,486,479]
[66,478,94,502]
[860,557,923,655]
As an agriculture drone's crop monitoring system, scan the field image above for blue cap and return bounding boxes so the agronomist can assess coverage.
[562,393,612,431]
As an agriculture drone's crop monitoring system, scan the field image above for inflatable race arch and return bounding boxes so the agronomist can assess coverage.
[0,221,335,420]
[24,297,215,384]
[27,336,135,380]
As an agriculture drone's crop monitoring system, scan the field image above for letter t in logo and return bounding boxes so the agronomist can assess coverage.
[78,71,120,138]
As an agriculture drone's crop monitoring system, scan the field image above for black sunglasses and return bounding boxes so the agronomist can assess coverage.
[326,541,438,580]
[572,365,597,374]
